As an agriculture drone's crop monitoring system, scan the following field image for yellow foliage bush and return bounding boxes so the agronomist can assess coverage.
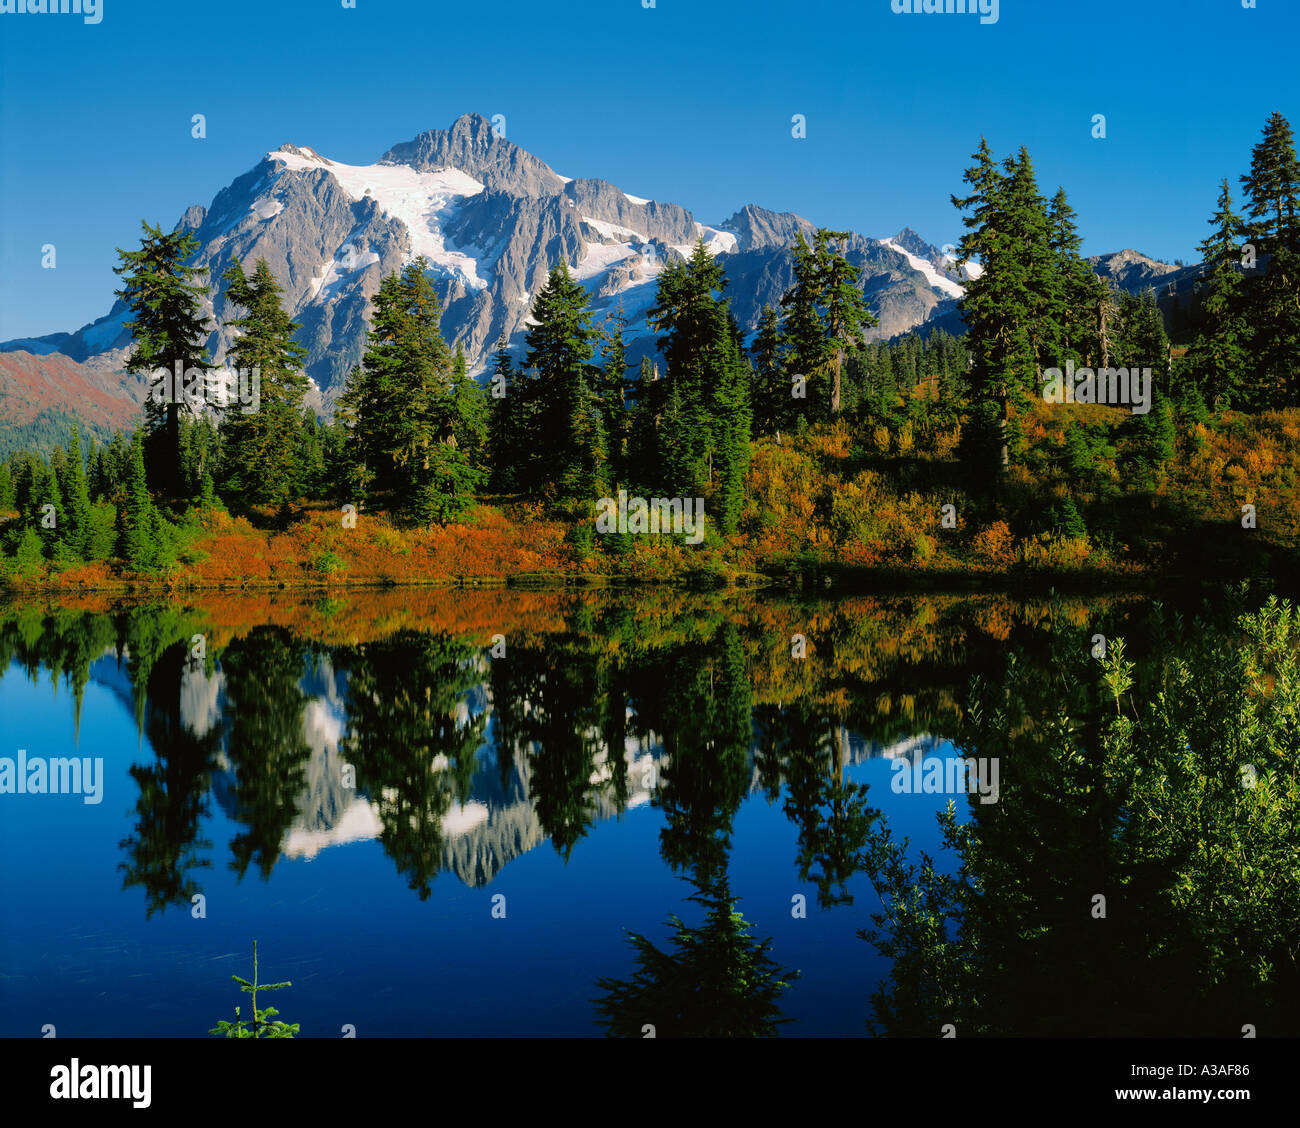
[1017,533,1091,569]
[932,425,961,458]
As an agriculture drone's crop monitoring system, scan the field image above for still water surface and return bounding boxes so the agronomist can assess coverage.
[3,587,1278,1036]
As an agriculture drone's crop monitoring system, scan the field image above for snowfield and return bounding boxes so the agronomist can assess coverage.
[581,215,646,242]
[270,146,490,290]
[880,238,966,299]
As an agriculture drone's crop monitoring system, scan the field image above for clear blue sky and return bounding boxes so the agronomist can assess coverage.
[1,0,1295,339]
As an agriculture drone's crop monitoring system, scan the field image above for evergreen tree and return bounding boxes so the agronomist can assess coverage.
[749,303,789,436]
[522,261,602,498]
[819,230,878,415]
[953,140,1023,473]
[487,338,524,492]
[952,140,1054,474]
[60,428,93,557]
[1048,187,1107,365]
[21,456,65,556]
[1239,111,1300,407]
[567,366,610,498]
[113,220,212,494]
[625,356,662,488]
[779,230,877,421]
[297,414,326,500]
[1114,290,1170,384]
[449,343,489,469]
[116,429,158,570]
[339,259,480,523]
[648,240,751,532]
[780,232,831,424]
[218,258,309,507]
[1187,179,1252,409]
[1002,149,1060,385]
[712,313,752,533]
[596,307,630,484]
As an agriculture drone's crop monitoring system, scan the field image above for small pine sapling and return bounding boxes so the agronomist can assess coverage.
[209,940,300,1038]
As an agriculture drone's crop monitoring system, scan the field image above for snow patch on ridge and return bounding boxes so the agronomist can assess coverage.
[582,215,646,243]
[270,147,489,290]
[307,246,382,302]
[880,238,966,299]
[575,241,642,281]
[695,222,738,256]
[80,310,130,353]
[251,198,284,220]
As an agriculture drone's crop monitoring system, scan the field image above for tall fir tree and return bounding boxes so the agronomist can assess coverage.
[1185,183,1253,406]
[116,429,158,571]
[596,307,630,485]
[113,220,212,495]
[220,257,310,507]
[749,303,789,436]
[952,139,1043,474]
[818,230,878,416]
[778,229,876,421]
[487,337,525,492]
[648,240,751,533]
[522,260,602,498]
[450,342,490,469]
[1239,111,1300,407]
[780,232,830,424]
[339,259,481,523]
[1047,186,1107,365]
[60,427,93,558]
[1001,149,1060,385]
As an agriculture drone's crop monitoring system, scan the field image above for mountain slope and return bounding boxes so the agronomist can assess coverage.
[1,114,1201,432]
[1,114,972,413]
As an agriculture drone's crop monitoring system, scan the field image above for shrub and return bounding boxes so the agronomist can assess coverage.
[566,520,596,561]
[971,520,1016,568]
[314,550,345,576]
[12,527,45,577]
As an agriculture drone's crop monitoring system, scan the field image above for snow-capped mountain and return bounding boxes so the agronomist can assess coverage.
[1,113,977,412]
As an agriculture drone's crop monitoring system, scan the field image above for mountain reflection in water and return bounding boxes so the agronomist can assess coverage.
[0,587,1295,1037]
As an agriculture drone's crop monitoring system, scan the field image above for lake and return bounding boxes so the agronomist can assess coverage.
[0,586,1294,1037]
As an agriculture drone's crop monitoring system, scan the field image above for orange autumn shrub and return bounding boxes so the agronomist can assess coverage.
[971,520,1016,569]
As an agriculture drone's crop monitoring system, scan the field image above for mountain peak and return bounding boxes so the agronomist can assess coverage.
[892,227,943,261]
[380,114,564,196]
[720,204,816,252]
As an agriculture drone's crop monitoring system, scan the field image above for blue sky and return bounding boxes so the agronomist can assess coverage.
[1,0,1295,339]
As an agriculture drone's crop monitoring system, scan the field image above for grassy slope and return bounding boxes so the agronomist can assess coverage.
[4,401,1297,592]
